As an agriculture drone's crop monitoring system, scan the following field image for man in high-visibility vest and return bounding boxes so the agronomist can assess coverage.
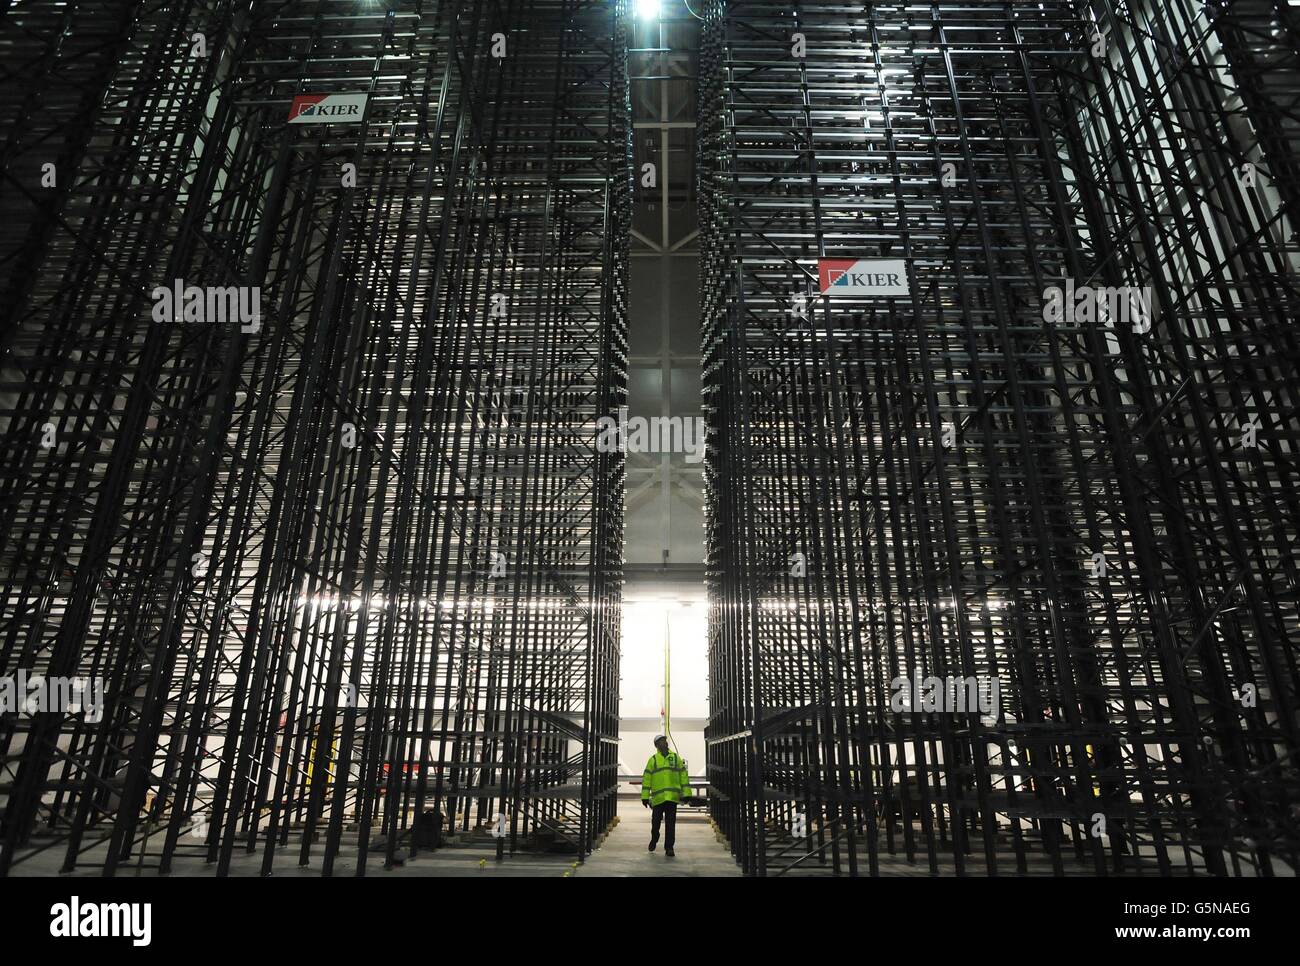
[641,735,691,857]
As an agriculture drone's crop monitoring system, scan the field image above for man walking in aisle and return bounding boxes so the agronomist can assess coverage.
[642,734,691,857]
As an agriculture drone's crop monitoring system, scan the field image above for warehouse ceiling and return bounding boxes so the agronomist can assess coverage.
[625,2,704,577]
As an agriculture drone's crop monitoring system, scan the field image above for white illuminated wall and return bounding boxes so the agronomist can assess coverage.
[619,600,708,783]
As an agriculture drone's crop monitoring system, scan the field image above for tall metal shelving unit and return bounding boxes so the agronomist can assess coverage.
[0,0,630,876]
[699,0,1299,876]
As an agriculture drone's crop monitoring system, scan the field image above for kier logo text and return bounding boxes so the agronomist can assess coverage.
[818,258,910,297]
[288,93,367,124]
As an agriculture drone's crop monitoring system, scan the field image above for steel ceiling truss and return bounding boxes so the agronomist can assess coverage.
[699,0,1298,876]
[0,0,629,875]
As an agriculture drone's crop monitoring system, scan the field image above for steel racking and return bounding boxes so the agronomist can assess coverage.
[699,0,1299,876]
[0,0,629,875]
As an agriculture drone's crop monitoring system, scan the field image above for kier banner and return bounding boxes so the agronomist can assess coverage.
[288,93,368,124]
[817,257,910,297]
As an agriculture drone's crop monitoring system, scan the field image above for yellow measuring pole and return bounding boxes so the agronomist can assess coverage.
[664,608,681,756]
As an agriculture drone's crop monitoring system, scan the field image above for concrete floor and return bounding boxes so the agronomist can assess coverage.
[580,802,742,877]
[5,800,743,877]
[11,811,1271,876]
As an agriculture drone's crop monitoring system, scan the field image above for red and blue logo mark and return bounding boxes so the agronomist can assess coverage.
[818,259,861,293]
[288,94,329,121]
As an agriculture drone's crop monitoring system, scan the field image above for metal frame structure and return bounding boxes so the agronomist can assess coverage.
[699,0,1299,876]
[0,0,629,875]
[4,0,1296,882]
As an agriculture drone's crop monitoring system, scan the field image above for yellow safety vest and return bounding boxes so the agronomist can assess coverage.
[641,751,692,806]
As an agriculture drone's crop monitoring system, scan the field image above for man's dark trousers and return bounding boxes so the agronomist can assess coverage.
[650,801,677,850]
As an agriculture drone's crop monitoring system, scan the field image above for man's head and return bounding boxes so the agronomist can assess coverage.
[654,735,670,755]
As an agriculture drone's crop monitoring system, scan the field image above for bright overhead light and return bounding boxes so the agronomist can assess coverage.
[635,0,661,20]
